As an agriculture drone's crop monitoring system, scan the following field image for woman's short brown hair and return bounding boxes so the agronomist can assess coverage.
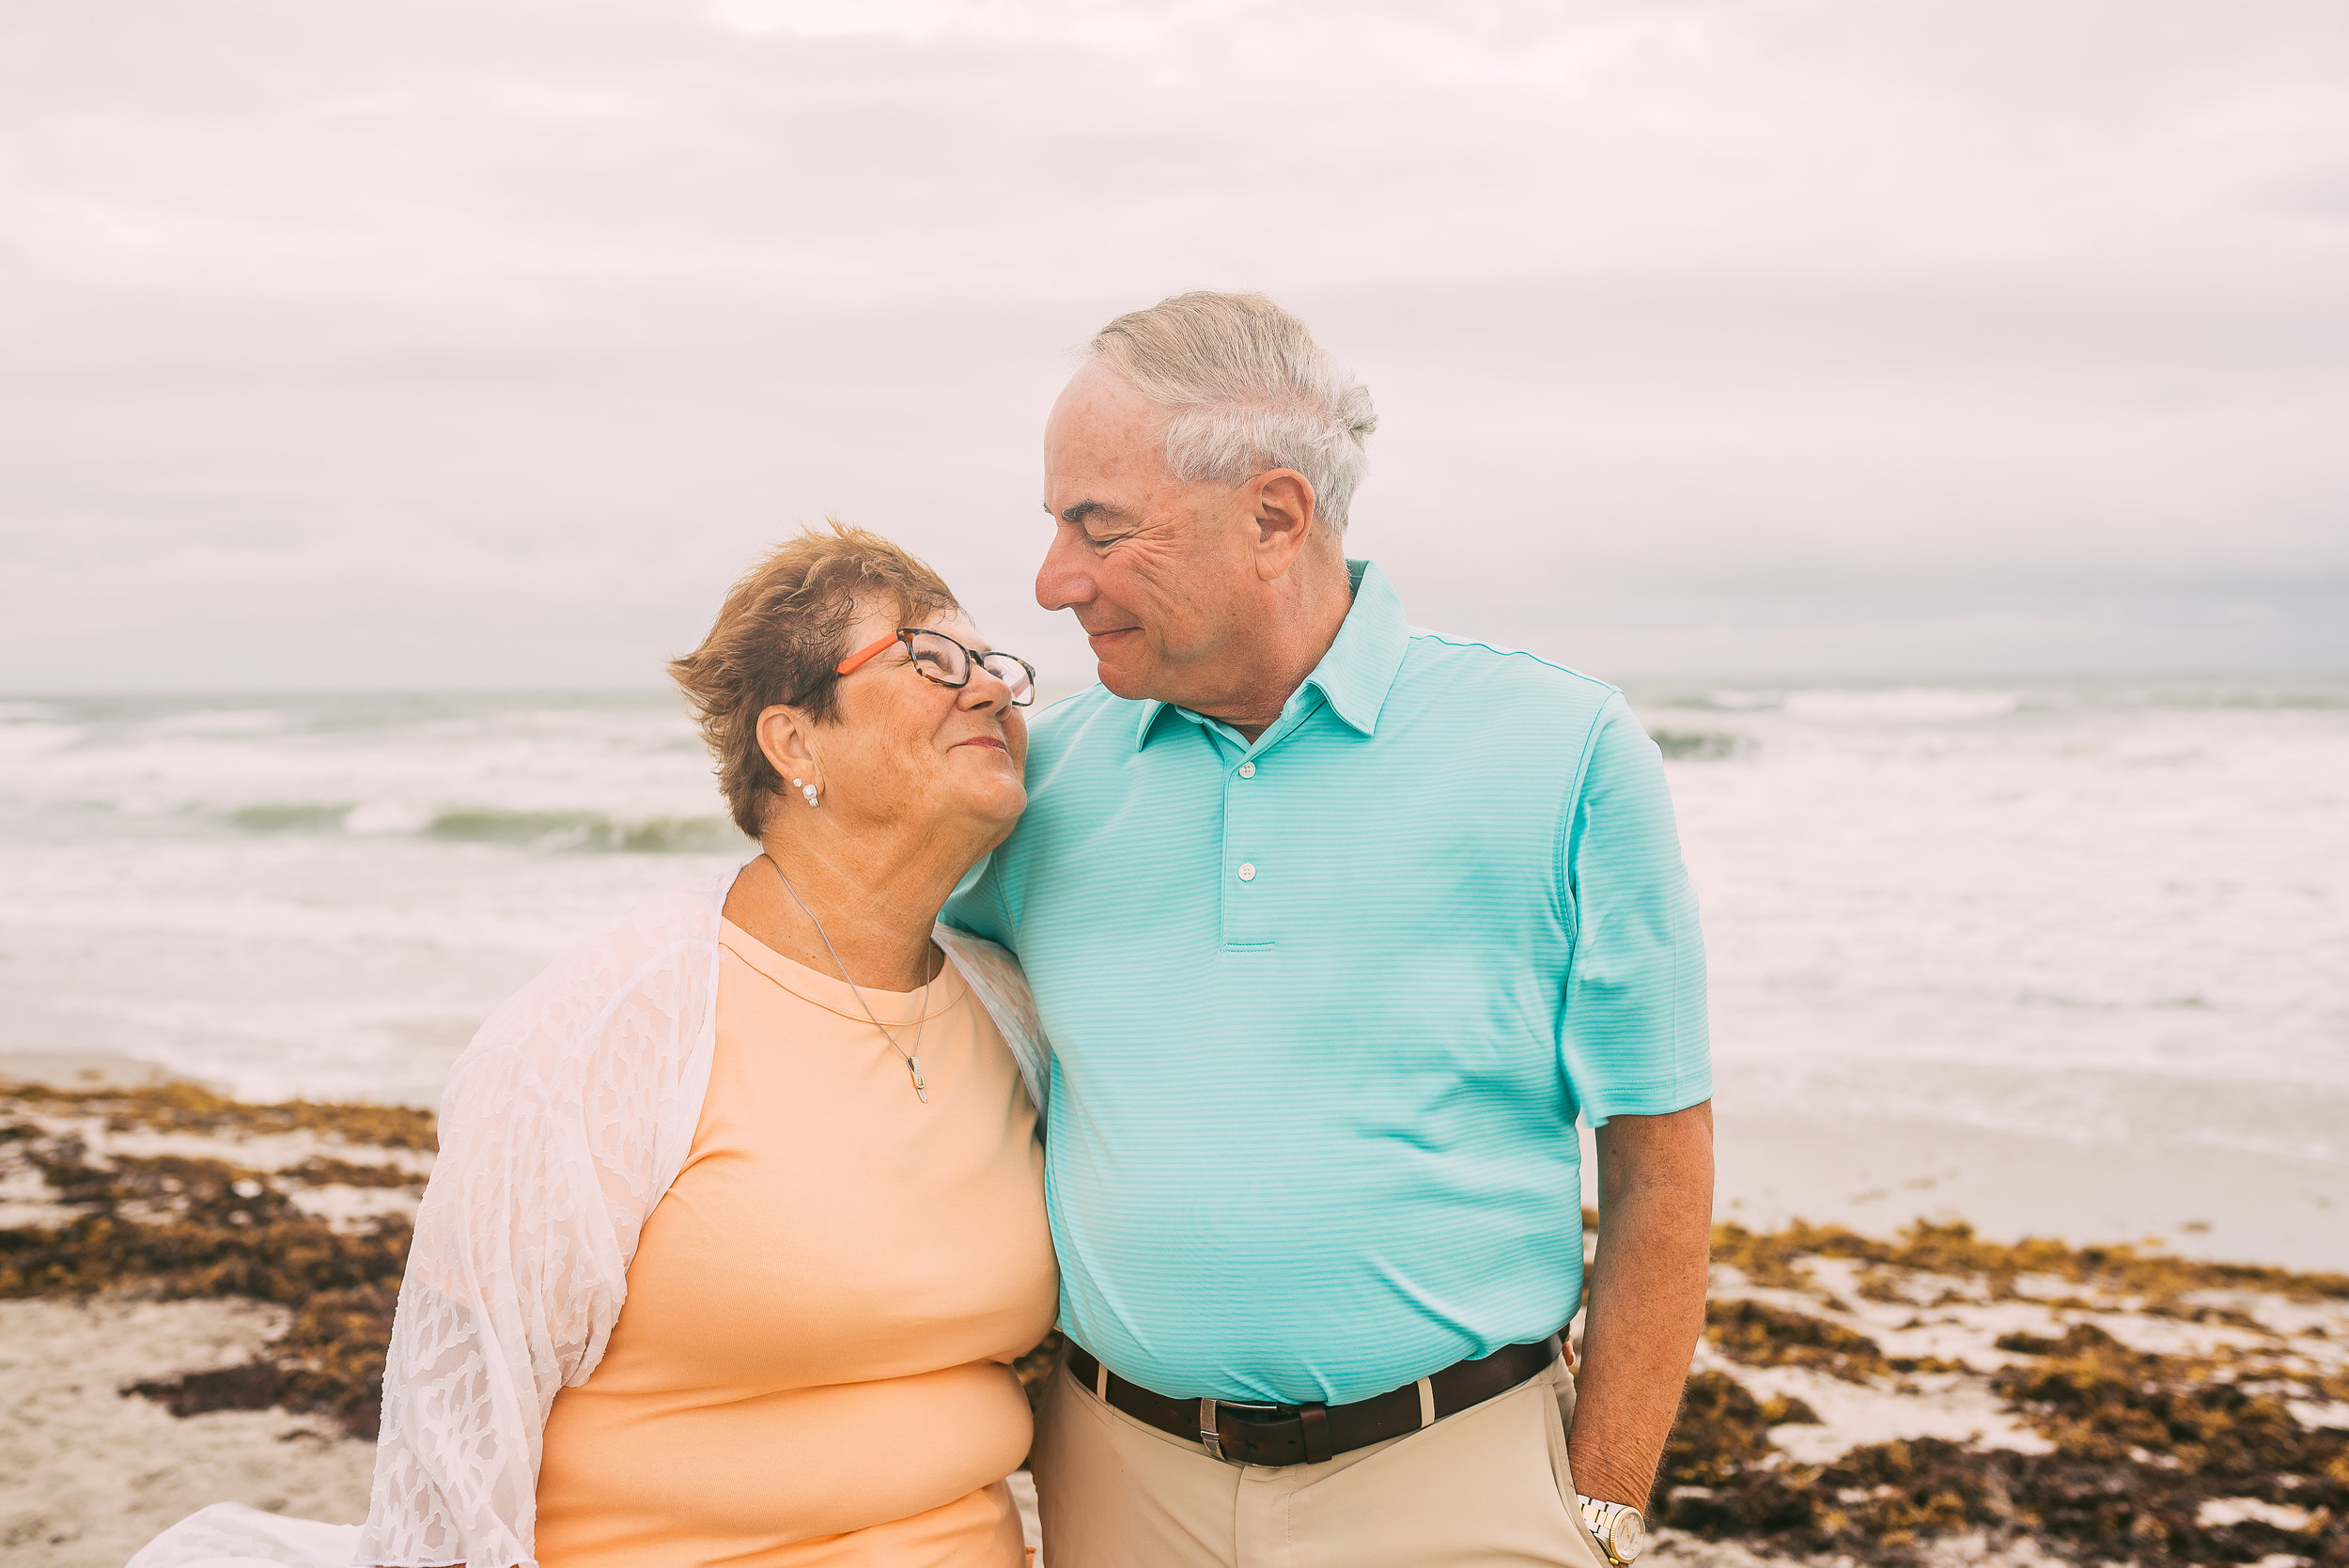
[670,520,960,839]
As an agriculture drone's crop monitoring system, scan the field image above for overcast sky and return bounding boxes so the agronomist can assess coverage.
[4,0,2345,691]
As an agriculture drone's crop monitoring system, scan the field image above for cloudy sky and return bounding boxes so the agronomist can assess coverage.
[4,0,2344,690]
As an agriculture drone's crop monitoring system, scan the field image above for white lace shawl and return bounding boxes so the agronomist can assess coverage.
[127,855,1050,1568]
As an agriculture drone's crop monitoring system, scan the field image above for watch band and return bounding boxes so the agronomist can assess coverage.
[1576,1494,1649,1565]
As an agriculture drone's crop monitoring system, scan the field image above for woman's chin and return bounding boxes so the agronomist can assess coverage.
[927,750,1026,829]
[964,778,1030,830]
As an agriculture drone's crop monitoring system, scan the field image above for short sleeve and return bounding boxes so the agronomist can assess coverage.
[1557,692,1712,1125]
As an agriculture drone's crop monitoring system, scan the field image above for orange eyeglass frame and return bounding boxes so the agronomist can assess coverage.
[835,628,1037,705]
[835,631,915,676]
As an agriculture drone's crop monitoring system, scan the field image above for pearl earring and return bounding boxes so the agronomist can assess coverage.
[801,784,820,807]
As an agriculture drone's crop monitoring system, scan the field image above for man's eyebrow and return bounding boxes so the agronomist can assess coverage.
[1054,499,1125,526]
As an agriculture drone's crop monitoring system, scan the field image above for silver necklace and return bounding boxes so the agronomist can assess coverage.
[763,855,932,1102]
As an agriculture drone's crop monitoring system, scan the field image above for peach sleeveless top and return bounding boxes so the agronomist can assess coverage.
[534,920,1058,1567]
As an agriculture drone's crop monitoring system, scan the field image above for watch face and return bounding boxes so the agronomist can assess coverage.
[1609,1509,1647,1562]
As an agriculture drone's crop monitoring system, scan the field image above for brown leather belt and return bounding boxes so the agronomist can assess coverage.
[1066,1333,1565,1467]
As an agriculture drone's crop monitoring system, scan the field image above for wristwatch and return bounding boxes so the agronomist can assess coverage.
[1577,1495,1648,1565]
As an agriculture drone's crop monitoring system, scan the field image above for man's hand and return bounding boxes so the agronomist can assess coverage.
[1567,1100,1715,1508]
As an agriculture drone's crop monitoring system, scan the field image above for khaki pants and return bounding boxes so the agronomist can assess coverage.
[1030,1355,1613,1568]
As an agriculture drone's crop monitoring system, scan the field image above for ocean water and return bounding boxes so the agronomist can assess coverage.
[2,680,2344,1152]
[0,693,746,1106]
[1627,677,2349,1221]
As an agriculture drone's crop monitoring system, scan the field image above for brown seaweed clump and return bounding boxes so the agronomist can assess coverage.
[4,1079,437,1150]
[0,1115,417,1437]
[1657,1220,2349,1566]
[129,1281,404,1436]
[1662,1370,1822,1485]
[1705,1297,1891,1383]
[1663,1406,2347,1566]
[1713,1217,2349,1310]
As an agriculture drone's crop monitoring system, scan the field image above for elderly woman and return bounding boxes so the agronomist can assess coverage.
[132,524,1058,1568]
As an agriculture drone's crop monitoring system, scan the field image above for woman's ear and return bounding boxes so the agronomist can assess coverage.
[755,705,821,796]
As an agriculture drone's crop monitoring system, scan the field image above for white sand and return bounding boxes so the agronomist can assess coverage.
[1712,1107,2349,1273]
[1703,1061,2349,1274]
[0,1299,376,1568]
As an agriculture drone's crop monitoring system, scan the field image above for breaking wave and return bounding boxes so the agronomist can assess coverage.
[226,801,743,853]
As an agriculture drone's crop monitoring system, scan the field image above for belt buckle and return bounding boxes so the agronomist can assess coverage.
[1199,1397,1281,1462]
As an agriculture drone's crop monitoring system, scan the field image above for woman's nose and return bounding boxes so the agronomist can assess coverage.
[963,665,1015,712]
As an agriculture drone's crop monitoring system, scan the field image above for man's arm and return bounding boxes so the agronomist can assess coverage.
[1566,1099,1715,1507]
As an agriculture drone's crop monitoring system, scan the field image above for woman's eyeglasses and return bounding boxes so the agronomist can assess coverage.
[835,629,1037,707]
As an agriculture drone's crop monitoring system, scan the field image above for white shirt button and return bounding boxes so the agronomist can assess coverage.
[1237,862,1256,881]
[1237,761,1256,778]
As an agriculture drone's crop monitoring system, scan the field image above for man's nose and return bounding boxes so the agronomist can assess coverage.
[1035,531,1092,613]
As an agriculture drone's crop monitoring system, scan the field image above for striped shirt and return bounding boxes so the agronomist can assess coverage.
[944,559,1711,1405]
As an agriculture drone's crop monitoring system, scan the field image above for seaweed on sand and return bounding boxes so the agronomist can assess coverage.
[1657,1222,2349,1565]
[0,1118,415,1437]
[129,1281,404,1436]
[1662,1371,1821,1487]
[1992,1322,2345,1483]
[1705,1297,1891,1383]
[4,1079,436,1151]
[3,1099,1073,1442]
[11,1081,2347,1566]
[1664,1423,2346,1565]
[1713,1217,2349,1308]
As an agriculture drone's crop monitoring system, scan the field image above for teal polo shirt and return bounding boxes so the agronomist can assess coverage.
[944,559,1710,1405]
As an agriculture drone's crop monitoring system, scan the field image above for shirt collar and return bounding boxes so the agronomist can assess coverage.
[1132,559,1408,749]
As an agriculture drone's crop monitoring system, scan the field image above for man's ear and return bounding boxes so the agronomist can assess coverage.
[1248,470,1318,582]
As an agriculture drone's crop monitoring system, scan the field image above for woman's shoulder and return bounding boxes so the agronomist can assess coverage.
[449,876,727,1103]
[934,924,1050,1120]
[548,880,723,991]
[933,923,1022,997]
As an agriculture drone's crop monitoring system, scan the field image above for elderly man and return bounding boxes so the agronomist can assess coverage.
[946,292,1713,1568]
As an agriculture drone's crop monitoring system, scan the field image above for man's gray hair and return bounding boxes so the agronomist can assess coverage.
[1087,291,1377,532]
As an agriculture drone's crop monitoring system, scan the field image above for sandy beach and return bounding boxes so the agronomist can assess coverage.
[1,1070,412,1567]
[1,1297,377,1567]
[7,1065,2345,1568]
[1709,1080,2349,1276]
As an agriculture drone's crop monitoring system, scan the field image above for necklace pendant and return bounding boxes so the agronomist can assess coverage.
[910,1055,927,1102]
